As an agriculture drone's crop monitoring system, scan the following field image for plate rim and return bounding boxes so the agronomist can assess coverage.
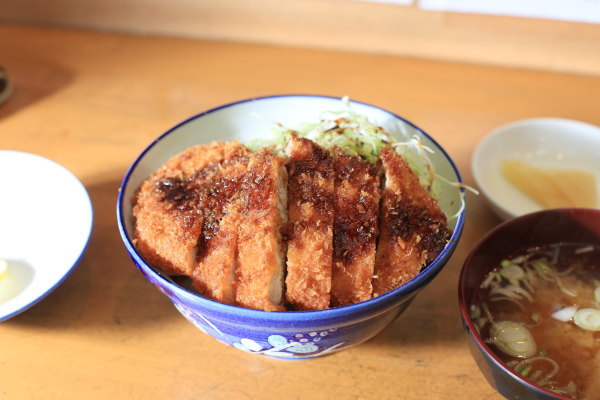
[0,150,94,322]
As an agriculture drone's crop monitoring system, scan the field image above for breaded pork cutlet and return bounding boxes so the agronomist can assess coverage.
[234,150,288,311]
[133,141,248,286]
[285,136,335,310]
[373,147,448,297]
[133,173,203,277]
[161,141,249,176]
[191,149,251,305]
[330,149,381,306]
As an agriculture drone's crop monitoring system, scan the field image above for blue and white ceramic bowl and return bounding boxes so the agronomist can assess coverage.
[117,95,465,359]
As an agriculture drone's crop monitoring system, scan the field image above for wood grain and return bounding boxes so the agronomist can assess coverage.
[0,23,599,399]
[1,0,600,76]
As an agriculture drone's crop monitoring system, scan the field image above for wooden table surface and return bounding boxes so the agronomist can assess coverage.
[1,23,599,400]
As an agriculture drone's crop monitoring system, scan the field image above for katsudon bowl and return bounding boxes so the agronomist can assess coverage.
[117,95,466,359]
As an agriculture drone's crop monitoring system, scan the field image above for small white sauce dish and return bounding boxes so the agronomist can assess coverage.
[472,118,600,220]
[0,151,93,322]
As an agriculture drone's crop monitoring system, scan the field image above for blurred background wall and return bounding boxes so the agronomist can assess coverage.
[2,0,599,76]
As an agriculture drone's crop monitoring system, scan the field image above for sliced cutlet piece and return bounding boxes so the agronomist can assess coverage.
[373,147,449,297]
[285,136,335,310]
[235,150,288,311]
[133,141,245,276]
[133,172,203,277]
[133,141,248,281]
[330,148,381,306]
[191,146,252,305]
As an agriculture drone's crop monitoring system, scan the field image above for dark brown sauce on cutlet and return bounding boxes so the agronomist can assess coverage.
[151,176,203,240]
[287,138,333,177]
[333,220,377,263]
[287,140,334,218]
[333,151,380,263]
[386,203,448,263]
[240,154,278,212]
[200,177,242,237]
[155,156,249,261]
[155,177,198,211]
[199,184,246,258]
[289,180,334,216]
[378,147,449,263]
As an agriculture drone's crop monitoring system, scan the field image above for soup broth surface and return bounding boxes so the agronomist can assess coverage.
[472,243,600,399]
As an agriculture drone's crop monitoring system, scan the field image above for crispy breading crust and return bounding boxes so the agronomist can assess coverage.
[284,136,334,311]
[191,150,251,305]
[331,148,381,306]
[133,180,203,277]
[161,141,248,176]
[235,150,288,311]
[134,141,289,310]
[134,139,449,310]
[133,141,249,292]
[372,148,448,297]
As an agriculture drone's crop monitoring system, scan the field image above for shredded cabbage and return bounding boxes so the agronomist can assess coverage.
[246,98,395,164]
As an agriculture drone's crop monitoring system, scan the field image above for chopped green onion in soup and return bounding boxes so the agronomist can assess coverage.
[550,306,577,322]
[499,264,525,281]
[573,308,600,331]
[489,321,537,358]
[474,243,600,399]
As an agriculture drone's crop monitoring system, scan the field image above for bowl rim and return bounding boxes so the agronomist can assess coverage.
[471,117,600,220]
[116,93,466,322]
[458,207,600,400]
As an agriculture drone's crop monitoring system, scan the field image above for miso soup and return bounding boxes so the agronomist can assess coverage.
[471,243,600,399]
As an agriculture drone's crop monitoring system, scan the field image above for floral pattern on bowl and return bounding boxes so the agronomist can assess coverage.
[171,298,380,359]
[232,332,344,359]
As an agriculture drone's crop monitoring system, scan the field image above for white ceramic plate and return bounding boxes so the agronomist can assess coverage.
[472,118,600,220]
[0,151,93,321]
